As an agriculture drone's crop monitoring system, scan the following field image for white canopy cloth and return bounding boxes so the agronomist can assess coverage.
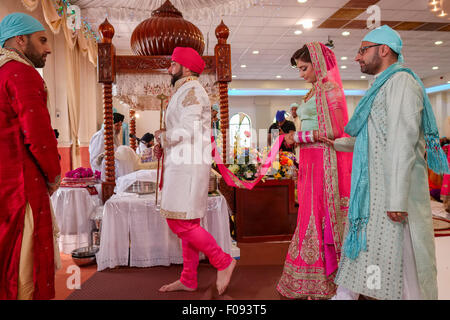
[115,169,161,193]
[113,74,219,110]
[72,0,260,22]
[96,192,232,271]
[51,187,102,254]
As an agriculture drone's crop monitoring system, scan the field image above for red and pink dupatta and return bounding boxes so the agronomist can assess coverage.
[306,42,353,257]
[212,135,285,190]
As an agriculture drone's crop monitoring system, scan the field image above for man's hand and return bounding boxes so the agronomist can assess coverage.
[47,183,59,197]
[387,211,408,223]
[154,129,166,144]
[154,143,164,160]
[318,135,335,147]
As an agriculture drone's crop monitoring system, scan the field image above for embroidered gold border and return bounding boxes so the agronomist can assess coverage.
[278,263,337,298]
[160,208,187,219]
[174,76,199,93]
[305,42,346,254]
[300,163,320,265]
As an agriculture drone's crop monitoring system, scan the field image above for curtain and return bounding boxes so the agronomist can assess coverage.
[20,1,99,170]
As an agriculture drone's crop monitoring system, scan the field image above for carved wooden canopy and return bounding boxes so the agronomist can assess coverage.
[96,0,232,203]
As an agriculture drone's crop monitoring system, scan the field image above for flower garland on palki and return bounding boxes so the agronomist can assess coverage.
[211,133,291,190]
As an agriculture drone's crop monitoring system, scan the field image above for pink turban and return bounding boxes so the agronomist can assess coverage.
[171,47,205,74]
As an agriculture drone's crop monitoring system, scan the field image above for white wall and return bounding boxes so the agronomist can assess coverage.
[429,91,450,137]
[228,94,362,132]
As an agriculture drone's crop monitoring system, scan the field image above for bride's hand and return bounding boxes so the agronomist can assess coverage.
[318,136,335,148]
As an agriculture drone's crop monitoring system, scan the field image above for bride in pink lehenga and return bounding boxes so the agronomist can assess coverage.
[277,42,353,299]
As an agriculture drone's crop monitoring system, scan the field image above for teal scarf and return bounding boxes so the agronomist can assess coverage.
[343,63,449,260]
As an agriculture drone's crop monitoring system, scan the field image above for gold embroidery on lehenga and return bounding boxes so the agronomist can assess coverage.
[182,87,200,107]
[300,164,320,265]
[288,225,300,261]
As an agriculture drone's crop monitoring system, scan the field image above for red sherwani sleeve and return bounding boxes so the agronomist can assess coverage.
[7,63,61,185]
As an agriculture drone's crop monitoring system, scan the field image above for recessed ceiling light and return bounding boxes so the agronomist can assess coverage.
[285,88,290,91]
[447,80,450,84]
[342,31,350,36]
[294,30,303,35]
[297,0,307,3]
[232,75,236,78]
[435,41,443,45]
[296,19,313,29]
[252,50,259,54]
[341,56,348,60]
[361,76,366,79]
[135,113,140,118]
[341,65,347,69]
[433,66,439,70]
[240,64,247,68]
[276,75,282,79]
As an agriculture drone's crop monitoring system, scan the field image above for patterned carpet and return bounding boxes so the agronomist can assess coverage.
[65,241,290,300]
[66,263,286,300]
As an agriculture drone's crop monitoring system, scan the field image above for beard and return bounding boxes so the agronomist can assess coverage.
[359,51,382,75]
[170,69,183,86]
[24,41,47,68]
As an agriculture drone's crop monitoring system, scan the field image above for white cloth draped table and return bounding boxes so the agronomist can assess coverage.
[96,192,232,271]
[51,187,102,254]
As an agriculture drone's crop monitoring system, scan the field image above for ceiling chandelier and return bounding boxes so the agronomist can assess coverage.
[429,0,450,19]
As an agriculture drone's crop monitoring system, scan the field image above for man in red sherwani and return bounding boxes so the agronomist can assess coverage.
[0,13,61,300]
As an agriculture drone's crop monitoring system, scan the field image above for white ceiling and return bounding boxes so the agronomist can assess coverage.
[76,0,450,81]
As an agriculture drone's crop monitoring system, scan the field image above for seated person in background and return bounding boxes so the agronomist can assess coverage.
[268,110,296,152]
[101,145,139,181]
[289,103,301,131]
[137,132,155,162]
[89,112,124,172]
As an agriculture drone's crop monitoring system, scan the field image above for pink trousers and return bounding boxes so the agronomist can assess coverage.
[166,218,233,289]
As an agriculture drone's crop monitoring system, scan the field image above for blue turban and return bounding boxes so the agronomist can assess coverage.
[276,110,286,122]
[363,25,404,63]
[212,104,219,112]
[0,13,45,48]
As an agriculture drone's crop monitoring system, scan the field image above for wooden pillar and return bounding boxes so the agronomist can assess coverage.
[129,109,137,151]
[215,20,232,165]
[98,18,116,203]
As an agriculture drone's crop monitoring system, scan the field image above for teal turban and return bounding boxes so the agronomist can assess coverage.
[363,25,404,63]
[0,13,45,48]
[290,103,300,108]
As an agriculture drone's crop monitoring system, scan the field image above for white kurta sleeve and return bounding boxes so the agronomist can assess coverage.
[334,137,356,152]
[383,72,424,212]
[89,129,104,172]
[161,87,204,149]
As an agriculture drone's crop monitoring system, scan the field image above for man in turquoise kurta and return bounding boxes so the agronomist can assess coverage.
[323,25,446,300]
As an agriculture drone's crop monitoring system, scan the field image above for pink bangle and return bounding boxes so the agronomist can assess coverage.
[298,131,315,143]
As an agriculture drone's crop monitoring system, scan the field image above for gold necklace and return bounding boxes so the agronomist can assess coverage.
[304,87,315,103]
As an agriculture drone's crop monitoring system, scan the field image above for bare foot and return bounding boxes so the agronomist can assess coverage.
[216,259,237,295]
[159,280,196,292]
